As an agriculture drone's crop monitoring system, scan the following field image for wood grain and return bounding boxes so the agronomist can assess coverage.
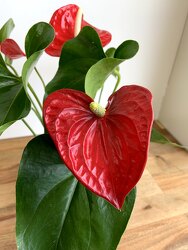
[0,136,188,250]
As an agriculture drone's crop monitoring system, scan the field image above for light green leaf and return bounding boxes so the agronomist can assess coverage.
[22,51,42,87]
[85,57,124,98]
[0,18,15,42]
[85,40,139,99]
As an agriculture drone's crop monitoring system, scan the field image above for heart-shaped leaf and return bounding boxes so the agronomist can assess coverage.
[45,26,106,95]
[44,86,153,209]
[25,22,54,58]
[16,134,136,250]
[0,54,30,134]
[85,40,139,98]
[0,18,15,42]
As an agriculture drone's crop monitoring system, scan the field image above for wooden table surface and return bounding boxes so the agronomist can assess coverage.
[0,136,188,250]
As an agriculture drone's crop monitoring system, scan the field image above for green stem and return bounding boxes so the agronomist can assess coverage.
[22,119,36,136]
[113,70,121,93]
[98,85,104,104]
[31,107,43,126]
[28,83,43,110]
[6,63,19,76]
[34,67,46,90]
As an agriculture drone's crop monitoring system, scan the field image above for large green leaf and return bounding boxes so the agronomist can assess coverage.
[0,18,15,42]
[85,40,139,98]
[45,26,106,95]
[16,134,136,250]
[25,22,54,58]
[0,54,30,134]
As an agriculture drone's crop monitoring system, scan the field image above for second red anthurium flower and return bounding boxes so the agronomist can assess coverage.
[0,39,25,59]
[44,86,153,209]
[45,4,112,57]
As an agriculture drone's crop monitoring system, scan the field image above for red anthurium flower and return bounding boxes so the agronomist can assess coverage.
[44,86,153,209]
[0,38,25,59]
[45,4,112,57]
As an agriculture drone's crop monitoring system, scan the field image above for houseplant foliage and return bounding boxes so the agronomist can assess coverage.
[0,3,172,249]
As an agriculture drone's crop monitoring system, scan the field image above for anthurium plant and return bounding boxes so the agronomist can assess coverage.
[0,3,170,250]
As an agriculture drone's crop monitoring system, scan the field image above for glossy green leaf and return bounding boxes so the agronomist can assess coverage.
[25,22,54,58]
[22,51,42,87]
[0,18,15,42]
[45,26,106,95]
[114,40,139,59]
[16,134,136,250]
[151,127,170,144]
[0,54,30,134]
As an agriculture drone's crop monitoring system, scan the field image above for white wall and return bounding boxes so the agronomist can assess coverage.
[159,14,188,148]
[1,0,188,139]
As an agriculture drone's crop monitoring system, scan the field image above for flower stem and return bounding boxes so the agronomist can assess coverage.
[31,107,43,126]
[28,83,43,110]
[98,85,104,104]
[6,63,19,76]
[113,69,121,93]
[22,118,36,136]
[34,67,46,90]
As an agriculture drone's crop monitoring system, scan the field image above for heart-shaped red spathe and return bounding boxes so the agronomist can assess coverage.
[44,86,153,209]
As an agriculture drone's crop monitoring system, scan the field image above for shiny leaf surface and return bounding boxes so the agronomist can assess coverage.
[0,54,30,134]
[16,134,136,250]
[25,22,54,58]
[151,127,169,144]
[45,4,111,57]
[0,18,15,42]
[44,86,153,209]
[45,26,105,95]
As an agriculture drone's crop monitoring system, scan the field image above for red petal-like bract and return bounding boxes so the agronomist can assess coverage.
[0,39,25,59]
[45,4,112,57]
[44,86,153,209]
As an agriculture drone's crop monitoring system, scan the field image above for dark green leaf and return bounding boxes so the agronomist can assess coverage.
[45,26,106,95]
[0,18,15,42]
[16,134,136,250]
[114,40,139,59]
[0,54,30,134]
[25,22,54,58]
[151,127,170,144]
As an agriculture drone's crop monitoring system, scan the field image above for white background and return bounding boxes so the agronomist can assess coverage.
[1,0,188,139]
